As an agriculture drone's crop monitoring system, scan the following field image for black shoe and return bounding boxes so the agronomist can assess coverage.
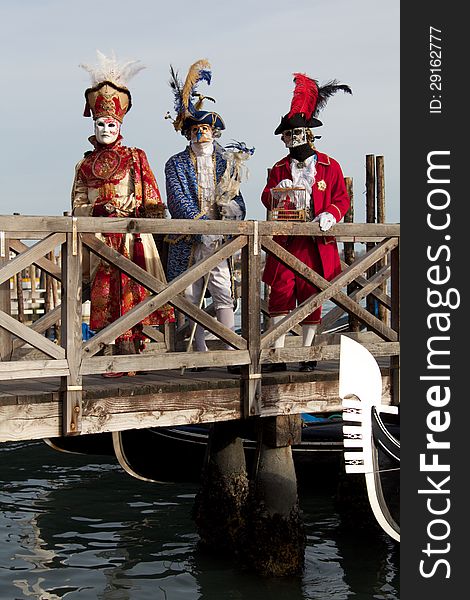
[227,365,241,375]
[299,361,317,372]
[262,362,287,373]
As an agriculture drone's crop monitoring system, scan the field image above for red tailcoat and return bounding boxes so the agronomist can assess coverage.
[261,151,350,323]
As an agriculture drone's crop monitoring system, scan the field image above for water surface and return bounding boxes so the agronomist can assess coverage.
[0,441,399,599]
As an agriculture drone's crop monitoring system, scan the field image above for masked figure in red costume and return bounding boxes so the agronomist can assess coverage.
[72,51,174,376]
[262,73,352,372]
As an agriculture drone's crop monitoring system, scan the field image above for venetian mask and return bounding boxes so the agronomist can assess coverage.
[190,124,213,144]
[94,117,121,145]
[281,127,308,148]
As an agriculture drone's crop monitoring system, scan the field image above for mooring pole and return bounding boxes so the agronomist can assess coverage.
[366,154,377,319]
[376,156,388,325]
[192,419,249,556]
[245,415,306,576]
[344,177,361,332]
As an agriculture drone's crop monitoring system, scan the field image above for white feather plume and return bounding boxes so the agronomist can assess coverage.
[79,50,145,87]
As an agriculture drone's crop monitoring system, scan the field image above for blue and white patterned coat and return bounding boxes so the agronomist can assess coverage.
[165,146,246,281]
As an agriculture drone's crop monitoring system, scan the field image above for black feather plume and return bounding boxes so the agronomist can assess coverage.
[315,80,352,115]
[169,65,184,115]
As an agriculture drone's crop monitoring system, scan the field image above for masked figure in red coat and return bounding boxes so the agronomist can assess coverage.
[262,73,352,372]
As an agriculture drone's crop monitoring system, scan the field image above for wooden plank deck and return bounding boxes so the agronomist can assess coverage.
[0,361,392,443]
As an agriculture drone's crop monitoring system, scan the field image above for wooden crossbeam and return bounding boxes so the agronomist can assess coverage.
[260,237,399,347]
[12,305,61,351]
[1,234,65,284]
[82,234,248,358]
[81,349,250,375]
[9,239,62,280]
[260,341,400,365]
[141,325,165,343]
[11,283,88,351]
[0,215,400,237]
[341,259,391,308]
[318,264,391,333]
[0,359,69,380]
[0,309,65,359]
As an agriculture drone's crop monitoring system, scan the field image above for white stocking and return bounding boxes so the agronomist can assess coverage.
[216,307,235,350]
[193,322,208,352]
[272,315,286,349]
[302,324,317,347]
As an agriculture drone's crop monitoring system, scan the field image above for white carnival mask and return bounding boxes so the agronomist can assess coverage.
[94,117,121,145]
[281,127,309,148]
[190,124,213,144]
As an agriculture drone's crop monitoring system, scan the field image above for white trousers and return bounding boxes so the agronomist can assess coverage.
[184,242,234,310]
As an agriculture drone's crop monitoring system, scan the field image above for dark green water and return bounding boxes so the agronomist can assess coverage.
[0,441,399,599]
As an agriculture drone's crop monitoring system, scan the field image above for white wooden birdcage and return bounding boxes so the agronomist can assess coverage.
[270,187,310,222]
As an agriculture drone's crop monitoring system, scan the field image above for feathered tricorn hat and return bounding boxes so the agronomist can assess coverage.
[80,50,145,122]
[274,73,352,134]
[168,59,225,137]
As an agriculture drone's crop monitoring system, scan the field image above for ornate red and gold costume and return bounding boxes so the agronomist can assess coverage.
[72,136,174,341]
[71,52,175,373]
[262,151,349,324]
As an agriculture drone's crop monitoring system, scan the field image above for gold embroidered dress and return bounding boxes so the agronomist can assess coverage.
[72,135,174,350]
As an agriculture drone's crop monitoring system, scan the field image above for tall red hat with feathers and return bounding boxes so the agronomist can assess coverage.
[274,72,352,134]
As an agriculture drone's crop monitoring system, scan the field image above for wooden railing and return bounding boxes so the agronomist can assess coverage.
[0,216,399,434]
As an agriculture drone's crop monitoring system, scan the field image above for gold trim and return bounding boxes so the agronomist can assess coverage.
[316,153,331,166]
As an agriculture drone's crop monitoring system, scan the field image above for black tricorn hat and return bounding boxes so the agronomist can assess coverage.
[274,112,322,135]
[274,73,352,135]
[182,110,225,134]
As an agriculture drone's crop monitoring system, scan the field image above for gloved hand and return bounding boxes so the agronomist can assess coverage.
[276,179,293,189]
[219,199,243,220]
[92,201,116,217]
[313,212,337,232]
[201,234,223,248]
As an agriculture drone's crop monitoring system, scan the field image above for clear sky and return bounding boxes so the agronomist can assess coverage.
[0,0,399,223]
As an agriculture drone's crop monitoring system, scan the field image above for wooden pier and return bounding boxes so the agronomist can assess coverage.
[0,214,399,442]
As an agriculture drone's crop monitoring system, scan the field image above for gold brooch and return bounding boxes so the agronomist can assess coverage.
[317,180,327,191]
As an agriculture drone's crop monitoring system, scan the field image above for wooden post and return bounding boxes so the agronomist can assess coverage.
[390,242,400,405]
[0,232,13,361]
[241,223,262,416]
[366,155,377,320]
[60,227,83,435]
[192,420,249,556]
[51,253,59,308]
[263,168,272,333]
[376,156,388,325]
[56,247,62,344]
[39,265,46,291]
[16,271,25,324]
[45,252,54,340]
[164,322,176,352]
[246,415,306,576]
[344,177,360,332]
[30,264,37,299]
[29,264,38,323]
[11,213,25,325]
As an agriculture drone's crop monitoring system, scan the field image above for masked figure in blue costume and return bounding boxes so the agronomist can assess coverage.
[164,59,252,372]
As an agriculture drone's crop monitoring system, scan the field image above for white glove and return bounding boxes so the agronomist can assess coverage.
[314,212,337,232]
[220,200,243,220]
[276,179,293,189]
[201,234,223,248]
